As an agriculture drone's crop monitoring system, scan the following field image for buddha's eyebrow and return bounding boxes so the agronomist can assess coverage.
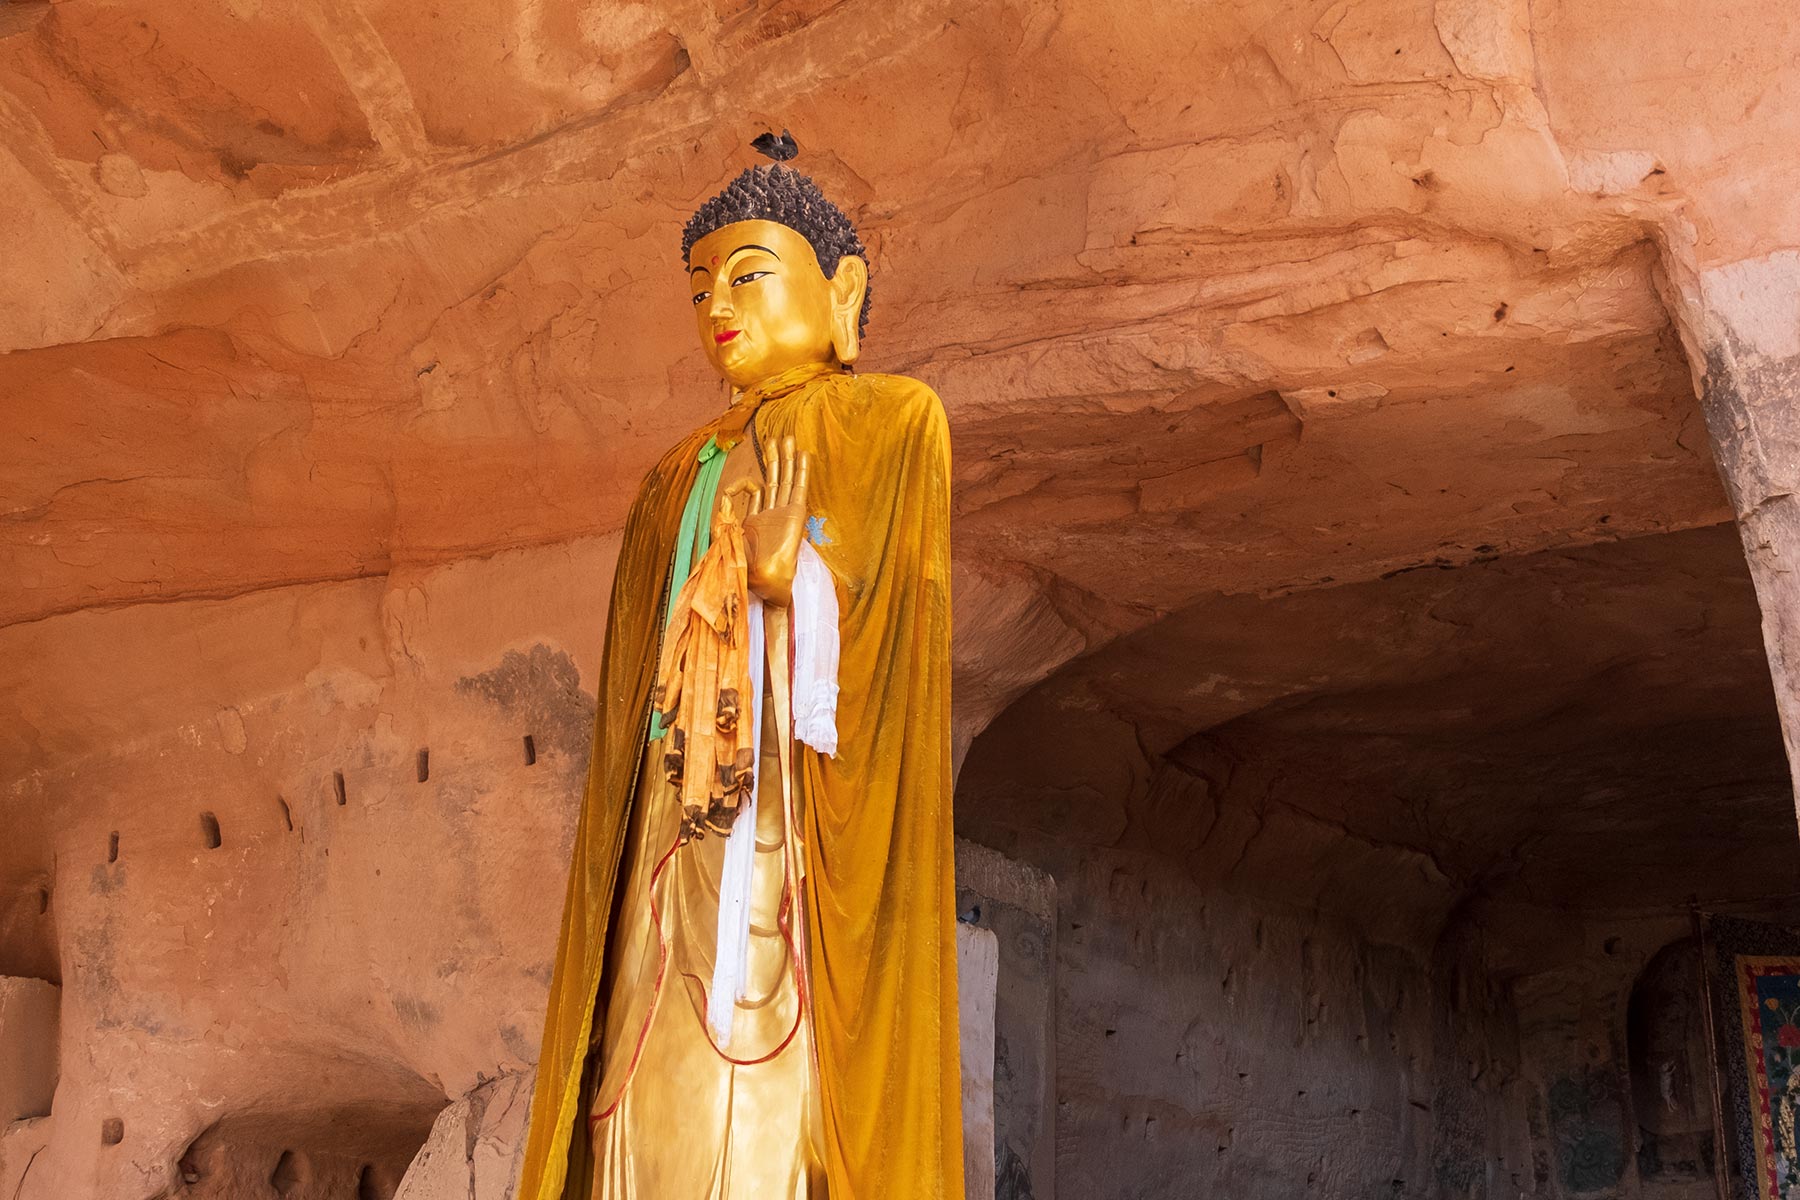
[689,244,780,277]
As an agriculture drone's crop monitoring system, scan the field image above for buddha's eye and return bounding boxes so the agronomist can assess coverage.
[691,290,711,306]
[730,270,771,288]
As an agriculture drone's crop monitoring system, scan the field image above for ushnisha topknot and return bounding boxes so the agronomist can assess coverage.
[750,129,799,162]
[682,133,872,337]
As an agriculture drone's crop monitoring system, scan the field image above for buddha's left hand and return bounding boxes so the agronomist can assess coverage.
[723,436,811,607]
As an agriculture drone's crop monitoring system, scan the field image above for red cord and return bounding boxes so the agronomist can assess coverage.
[588,831,807,1130]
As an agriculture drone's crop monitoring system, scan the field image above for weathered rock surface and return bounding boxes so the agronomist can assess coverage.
[958,920,1000,1200]
[4,0,1799,1197]
[955,839,1056,1200]
[0,977,58,1125]
[392,1074,532,1200]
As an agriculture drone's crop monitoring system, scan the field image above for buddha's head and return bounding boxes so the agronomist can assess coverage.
[682,162,871,390]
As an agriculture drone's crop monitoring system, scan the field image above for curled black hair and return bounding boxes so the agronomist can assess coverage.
[681,164,872,337]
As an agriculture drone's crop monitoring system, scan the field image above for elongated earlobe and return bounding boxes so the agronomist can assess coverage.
[829,256,868,366]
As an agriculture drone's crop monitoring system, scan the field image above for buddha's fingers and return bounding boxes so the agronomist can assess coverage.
[765,439,782,504]
[777,436,798,507]
[723,478,761,518]
[791,449,811,511]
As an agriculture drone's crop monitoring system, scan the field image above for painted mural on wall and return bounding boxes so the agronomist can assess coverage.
[1735,958,1800,1198]
[1710,916,1800,1200]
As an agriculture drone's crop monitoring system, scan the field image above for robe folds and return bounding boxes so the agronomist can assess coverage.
[516,362,963,1200]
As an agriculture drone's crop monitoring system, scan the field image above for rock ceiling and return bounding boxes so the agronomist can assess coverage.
[4,0,1797,909]
[960,524,1794,944]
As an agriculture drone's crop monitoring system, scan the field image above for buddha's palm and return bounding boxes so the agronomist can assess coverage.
[723,435,812,607]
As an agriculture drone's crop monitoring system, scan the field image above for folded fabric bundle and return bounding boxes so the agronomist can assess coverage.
[651,518,755,843]
[659,517,843,1048]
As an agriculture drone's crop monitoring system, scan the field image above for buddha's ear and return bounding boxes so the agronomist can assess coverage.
[828,255,868,366]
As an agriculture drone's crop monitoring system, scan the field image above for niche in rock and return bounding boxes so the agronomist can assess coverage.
[1627,937,1716,1184]
[0,879,60,983]
[271,1148,308,1196]
[151,1101,436,1200]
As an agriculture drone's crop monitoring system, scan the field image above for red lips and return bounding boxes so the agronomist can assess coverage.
[714,330,741,345]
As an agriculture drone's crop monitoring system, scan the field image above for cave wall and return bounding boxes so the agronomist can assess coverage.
[958,733,1535,1198]
[959,753,1790,1200]
[0,538,615,1198]
[1501,916,1714,1200]
[950,830,1535,1199]
[0,977,58,1126]
[1485,907,1800,1200]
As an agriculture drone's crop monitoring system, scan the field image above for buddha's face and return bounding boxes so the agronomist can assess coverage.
[688,218,862,389]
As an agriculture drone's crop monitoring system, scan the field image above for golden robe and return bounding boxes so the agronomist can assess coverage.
[590,650,820,1197]
[516,363,963,1200]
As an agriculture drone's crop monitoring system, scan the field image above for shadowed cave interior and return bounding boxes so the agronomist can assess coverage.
[956,521,1799,1198]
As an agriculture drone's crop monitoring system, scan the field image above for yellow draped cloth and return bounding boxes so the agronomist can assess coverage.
[516,362,963,1200]
[651,512,755,841]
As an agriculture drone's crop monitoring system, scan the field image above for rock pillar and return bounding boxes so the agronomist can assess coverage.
[955,839,1057,1200]
[1674,250,1800,807]
[959,921,999,1200]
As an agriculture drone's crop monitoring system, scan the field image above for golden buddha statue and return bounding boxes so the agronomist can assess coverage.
[515,139,964,1200]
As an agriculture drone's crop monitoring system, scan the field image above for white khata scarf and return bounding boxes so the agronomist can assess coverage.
[708,540,840,1046]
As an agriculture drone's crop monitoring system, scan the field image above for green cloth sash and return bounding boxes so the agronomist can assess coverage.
[648,434,726,740]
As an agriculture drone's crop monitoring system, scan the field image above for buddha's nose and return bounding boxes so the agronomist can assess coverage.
[706,289,735,322]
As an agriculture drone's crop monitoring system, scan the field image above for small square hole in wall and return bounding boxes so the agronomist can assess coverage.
[416,748,430,784]
[523,734,537,766]
[108,831,119,863]
[333,770,347,806]
[101,1117,124,1146]
[200,813,222,850]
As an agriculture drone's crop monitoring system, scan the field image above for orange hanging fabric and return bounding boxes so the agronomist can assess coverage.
[650,506,756,842]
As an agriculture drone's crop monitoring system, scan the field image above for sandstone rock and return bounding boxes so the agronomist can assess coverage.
[0,977,57,1124]
[0,1117,52,1199]
[394,1104,472,1200]
[955,839,1057,1200]
[3,1,1800,1197]
[94,153,148,199]
[958,922,999,1200]
[394,1073,531,1200]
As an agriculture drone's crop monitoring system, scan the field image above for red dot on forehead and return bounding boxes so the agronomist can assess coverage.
[710,254,719,266]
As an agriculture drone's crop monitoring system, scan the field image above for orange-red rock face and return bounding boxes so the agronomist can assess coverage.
[12,0,1795,633]
[3,0,1799,1197]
